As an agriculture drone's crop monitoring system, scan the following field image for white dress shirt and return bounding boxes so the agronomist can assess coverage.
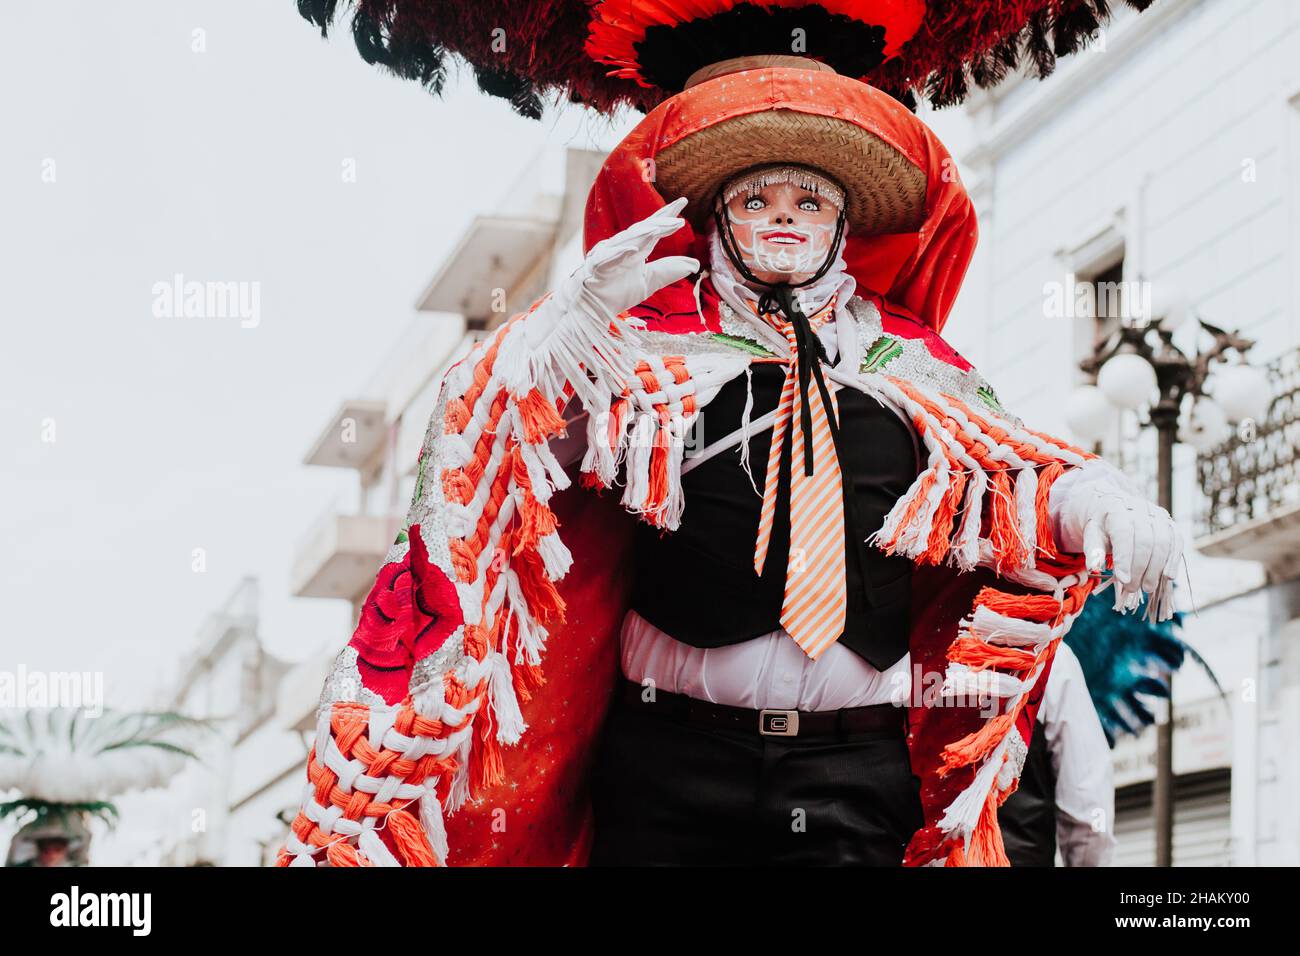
[620,609,911,710]
[1038,641,1117,866]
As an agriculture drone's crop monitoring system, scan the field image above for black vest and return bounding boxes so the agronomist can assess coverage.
[630,361,918,671]
[998,720,1058,866]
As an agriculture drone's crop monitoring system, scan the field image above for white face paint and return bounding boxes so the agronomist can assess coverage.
[720,179,842,285]
[729,217,839,277]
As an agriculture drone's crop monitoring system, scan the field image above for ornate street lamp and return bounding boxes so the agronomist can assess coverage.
[1069,311,1270,866]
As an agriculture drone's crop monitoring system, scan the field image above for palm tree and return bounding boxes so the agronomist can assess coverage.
[0,708,206,866]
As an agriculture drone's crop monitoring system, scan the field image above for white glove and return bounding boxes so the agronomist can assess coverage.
[505,197,698,402]
[1049,461,1183,618]
[556,195,699,324]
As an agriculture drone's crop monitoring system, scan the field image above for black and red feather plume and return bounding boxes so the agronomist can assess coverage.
[297,0,1158,116]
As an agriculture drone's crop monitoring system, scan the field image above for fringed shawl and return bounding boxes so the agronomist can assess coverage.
[278,282,1099,868]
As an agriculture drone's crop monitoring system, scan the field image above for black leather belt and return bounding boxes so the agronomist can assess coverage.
[617,680,906,738]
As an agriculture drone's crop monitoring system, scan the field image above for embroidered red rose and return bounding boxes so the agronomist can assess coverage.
[348,525,464,705]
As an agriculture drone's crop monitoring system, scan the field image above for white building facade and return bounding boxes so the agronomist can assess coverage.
[153,577,303,866]
[926,0,1300,865]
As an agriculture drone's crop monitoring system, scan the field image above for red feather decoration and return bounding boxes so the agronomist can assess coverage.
[297,0,1155,114]
[586,0,927,87]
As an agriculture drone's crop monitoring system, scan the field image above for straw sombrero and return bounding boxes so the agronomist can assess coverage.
[651,57,929,236]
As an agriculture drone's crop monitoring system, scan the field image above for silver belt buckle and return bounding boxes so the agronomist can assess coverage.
[759,709,800,737]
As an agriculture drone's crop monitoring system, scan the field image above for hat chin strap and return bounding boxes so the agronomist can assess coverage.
[683,54,836,89]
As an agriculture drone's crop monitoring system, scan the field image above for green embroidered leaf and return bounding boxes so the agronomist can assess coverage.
[413,445,427,505]
[710,332,775,357]
[977,384,1006,415]
[394,529,409,546]
[861,335,904,373]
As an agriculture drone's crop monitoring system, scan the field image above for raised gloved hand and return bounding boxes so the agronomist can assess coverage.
[506,196,698,401]
[1049,461,1183,619]
[555,195,699,324]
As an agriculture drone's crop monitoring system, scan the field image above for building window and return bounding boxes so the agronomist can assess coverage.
[1088,259,1127,342]
[1072,255,1129,462]
[1113,768,1233,867]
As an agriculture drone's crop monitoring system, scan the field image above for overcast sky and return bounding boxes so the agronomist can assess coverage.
[0,1,638,706]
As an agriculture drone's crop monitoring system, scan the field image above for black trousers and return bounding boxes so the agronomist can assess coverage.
[589,689,924,866]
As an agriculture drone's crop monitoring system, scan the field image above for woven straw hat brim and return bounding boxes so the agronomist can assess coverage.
[654,109,927,236]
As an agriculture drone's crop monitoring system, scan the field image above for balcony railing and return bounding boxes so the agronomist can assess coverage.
[1197,348,1300,543]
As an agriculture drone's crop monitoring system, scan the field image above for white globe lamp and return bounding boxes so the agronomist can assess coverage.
[1097,351,1157,410]
[1065,385,1115,443]
[1213,364,1272,424]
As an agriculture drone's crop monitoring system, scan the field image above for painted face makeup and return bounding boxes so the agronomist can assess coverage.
[721,178,843,285]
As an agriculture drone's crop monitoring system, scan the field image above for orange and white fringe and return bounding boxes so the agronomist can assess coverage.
[830,367,1101,866]
[279,285,729,866]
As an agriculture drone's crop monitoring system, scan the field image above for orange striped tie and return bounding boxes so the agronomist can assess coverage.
[752,298,847,659]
